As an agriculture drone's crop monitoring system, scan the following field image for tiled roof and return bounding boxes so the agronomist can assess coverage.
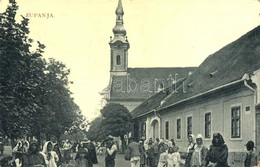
[131,77,187,118]
[109,67,196,101]
[132,25,260,119]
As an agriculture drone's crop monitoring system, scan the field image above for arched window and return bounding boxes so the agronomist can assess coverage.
[116,55,121,65]
[152,120,159,140]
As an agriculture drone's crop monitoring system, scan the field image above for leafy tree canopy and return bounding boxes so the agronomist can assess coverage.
[0,1,86,142]
[87,103,132,142]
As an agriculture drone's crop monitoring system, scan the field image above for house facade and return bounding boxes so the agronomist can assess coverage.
[132,26,260,166]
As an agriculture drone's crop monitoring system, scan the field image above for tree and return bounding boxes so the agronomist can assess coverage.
[86,116,104,141]
[0,1,86,144]
[0,1,46,139]
[100,103,132,152]
[40,59,84,141]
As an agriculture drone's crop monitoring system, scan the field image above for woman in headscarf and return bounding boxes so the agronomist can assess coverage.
[185,134,196,167]
[13,141,24,153]
[40,141,59,167]
[206,133,229,167]
[21,140,46,167]
[52,143,62,166]
[146,139,155,167]
[23,141,29,154]
[139,139,146,167]
[190,134,208,167]
[11,141,24,167]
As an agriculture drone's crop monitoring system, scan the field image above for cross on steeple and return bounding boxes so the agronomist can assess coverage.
[113,0,126,36]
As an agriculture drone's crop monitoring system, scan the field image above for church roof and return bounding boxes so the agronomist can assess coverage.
[132,25,260,119]
[108,67,196,101]
[131,77,187,118]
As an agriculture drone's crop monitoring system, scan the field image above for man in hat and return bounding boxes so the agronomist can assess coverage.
[105,136,117,167]
[244,140,258,167]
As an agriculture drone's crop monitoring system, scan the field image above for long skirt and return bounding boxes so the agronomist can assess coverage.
[63,150,71,163]
[105,159,115,167]
[147,158,156,167]
[154,153,159,166]
[140,154,146,165]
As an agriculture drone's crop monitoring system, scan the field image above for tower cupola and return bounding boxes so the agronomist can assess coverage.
[112,0,127,36]
[109,0,130,75]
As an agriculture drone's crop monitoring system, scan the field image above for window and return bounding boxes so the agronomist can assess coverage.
[165,121,169,140]
[187,116,192,137]
[177,119,181,139]
[231,106,241,138]
[141,122,146,139]
[116,55,121,65]
[205,113,211,138]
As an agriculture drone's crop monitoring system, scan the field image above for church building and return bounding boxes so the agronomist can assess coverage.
[105,0,196,111]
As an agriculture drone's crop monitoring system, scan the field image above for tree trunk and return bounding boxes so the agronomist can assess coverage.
[35,132,42,149]
[46,133,51,141]
[55,133,61,144]
[10,137,16,148]
[120,135,126,153]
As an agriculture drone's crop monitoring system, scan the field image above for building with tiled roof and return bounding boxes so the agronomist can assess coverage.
[105,0,196,111]
[132,25,260,166]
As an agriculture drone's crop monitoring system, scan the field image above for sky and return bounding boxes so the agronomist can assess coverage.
[0,0,260,121]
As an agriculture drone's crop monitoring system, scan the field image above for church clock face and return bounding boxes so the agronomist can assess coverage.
[116,41,122,48]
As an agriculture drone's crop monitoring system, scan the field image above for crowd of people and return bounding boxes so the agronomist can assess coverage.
[125,133,258,167]
[0,136,118,167]
[0,133,258,167]
[6,138,99,167]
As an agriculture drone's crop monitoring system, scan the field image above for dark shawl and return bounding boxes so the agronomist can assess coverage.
[206,133,229,167]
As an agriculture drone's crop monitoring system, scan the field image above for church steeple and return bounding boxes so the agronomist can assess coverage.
[116,0,124,15]
[113,0,126,37]
[109,0,130,75]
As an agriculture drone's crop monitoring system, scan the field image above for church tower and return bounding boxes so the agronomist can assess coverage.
[109,0,130,75]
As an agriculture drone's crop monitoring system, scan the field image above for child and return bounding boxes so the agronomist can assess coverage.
[74,148,89,167]
[244,140,258,167]
[167,146,181,167]
[157,147,168,167]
